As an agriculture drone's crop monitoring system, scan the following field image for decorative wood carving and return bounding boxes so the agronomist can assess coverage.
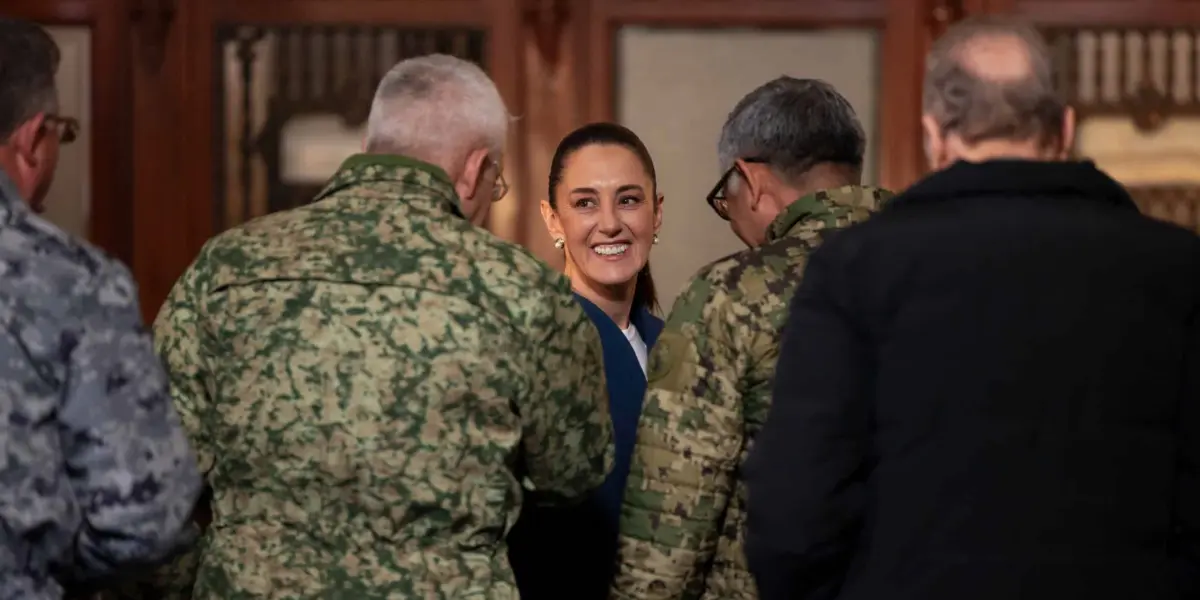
[929,0,965,39]
[523,0,570,69]
[1047,28,1200,231]
[1130,186,1200,232]
[130,0,176,71]
[1047,29,1200,133]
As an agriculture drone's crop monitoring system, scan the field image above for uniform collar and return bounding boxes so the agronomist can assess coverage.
[0,168,28,221]
[892,159,1137,212]
[765,184,893,243]
[315,153,463,218]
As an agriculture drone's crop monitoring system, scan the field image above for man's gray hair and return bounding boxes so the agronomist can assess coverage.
[366,54,508,162]
[923,16,1065,145]
[717,77,865,185]
[0,18,60,139]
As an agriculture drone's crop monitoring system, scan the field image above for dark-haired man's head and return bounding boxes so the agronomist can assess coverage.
[921,16,1074,170]
[0,18,70,213]
[710,77,866,248]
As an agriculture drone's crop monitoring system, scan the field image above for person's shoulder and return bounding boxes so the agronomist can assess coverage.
[466,228,571,293]
[0,211,135,315]
[670,239,812,324]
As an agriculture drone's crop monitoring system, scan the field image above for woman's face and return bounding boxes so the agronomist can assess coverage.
[542,143,662,291]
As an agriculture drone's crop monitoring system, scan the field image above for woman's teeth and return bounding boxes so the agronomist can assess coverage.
[593,244,630,256]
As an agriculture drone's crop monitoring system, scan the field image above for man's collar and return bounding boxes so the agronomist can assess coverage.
[0,168,27,219]
[765,185,893,242]
[314,153,462,215]
[891,159,1137,212]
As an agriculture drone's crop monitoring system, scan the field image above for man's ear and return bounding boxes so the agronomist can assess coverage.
[921,114,947,170]
[456,147,490,202]
[1058,106,1077,159]
[738,159,768,212]
[539,198,563,241]
[10,115,46,165]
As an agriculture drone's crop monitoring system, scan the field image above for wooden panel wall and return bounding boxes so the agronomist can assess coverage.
[14,0,1200,322]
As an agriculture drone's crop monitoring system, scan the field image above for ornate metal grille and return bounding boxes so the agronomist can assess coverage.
[1046,28,1200,231]
[214,25,486,232]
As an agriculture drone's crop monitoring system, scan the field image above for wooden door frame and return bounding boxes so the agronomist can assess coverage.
[3,0,133,265]
[580,0,943,192]
[989,0,1200,24]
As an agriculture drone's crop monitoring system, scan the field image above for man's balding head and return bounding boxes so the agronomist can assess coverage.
[921,16,1074,168]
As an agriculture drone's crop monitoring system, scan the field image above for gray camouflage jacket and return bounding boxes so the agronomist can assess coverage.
[0,170,202,599]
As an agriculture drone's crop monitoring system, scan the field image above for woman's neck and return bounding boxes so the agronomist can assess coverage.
[565,262,637,329]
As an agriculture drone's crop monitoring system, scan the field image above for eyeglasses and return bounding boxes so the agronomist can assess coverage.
[43,114,79,145]
[492,159,509,202]
[705,157,768,221]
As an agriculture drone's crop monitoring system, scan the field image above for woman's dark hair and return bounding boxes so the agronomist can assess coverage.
[547,122,660,314]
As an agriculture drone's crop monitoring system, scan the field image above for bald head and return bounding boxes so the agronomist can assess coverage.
[957,34,1035,81]
[922,16,1069,155]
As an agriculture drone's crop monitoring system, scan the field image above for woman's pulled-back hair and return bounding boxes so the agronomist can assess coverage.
[547,122,660,314]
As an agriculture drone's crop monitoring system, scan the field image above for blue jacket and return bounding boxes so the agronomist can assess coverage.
[508,294,662,600]
[573,294,663,529]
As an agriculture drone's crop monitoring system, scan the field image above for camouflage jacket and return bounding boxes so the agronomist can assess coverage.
[610,185,892,600]
[146,154,612,599]
[0,171,202,599]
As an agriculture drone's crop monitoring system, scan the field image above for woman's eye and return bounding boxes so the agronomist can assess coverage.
[619,196,641,205]
[574,198,596,208]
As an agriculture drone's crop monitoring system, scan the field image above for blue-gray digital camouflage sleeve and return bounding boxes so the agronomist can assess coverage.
[59,260,203,578]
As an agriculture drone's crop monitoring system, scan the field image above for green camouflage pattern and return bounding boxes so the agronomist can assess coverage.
[139,154,613,599]
[610,185,892,600]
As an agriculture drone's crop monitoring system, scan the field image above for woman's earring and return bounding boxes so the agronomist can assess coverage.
[554,237,565,250]
[653,234,660,245]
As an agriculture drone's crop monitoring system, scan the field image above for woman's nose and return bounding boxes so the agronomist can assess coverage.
[597,203,622,234]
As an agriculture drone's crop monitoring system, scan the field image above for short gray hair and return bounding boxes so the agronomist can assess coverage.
[718,77,865,184]
[0,18,60,139]
[923,16,1065,145]
[366,54,508,162]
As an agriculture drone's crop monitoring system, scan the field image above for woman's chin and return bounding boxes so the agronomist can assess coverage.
[578,255,641,285]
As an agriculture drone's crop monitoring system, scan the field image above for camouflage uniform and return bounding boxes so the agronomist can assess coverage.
[147,154,612,599]
[610,185,892,600]
[0,171,202,599]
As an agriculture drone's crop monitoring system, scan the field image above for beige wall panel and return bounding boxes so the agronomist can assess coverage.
[43,26,91,239]
[617,27,880,310]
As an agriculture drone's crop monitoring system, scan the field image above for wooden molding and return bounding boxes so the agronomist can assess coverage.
[213,0,489,25]
[130,0,177,71]
[522,0,570,69]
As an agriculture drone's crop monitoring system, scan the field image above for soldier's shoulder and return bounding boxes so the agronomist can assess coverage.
[0,212,133,309]
[675,240,808,316]
[205,203,320,252]
[458,228,575,321]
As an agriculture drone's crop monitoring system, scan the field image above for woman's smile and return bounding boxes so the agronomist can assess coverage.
[593,243,631,258]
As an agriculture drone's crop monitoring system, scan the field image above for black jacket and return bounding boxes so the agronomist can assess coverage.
[744,160,1200,600]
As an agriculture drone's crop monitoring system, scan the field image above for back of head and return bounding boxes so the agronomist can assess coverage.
[365,54,507,169]
[716,77,865,247]
[922,16,1068,159]
[0,18,59,141]
[718,77,866,186]
[0,18,61,209]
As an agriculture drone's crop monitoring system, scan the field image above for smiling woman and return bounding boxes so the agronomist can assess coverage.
[507,121,666,600]
[540,122,663,323]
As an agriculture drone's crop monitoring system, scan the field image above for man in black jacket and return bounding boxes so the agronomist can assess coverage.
[744,16,1200,600]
